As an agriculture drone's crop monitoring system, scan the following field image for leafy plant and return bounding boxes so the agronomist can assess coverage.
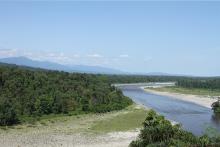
[130,110,220,147]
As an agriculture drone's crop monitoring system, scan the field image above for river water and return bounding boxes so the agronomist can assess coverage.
[119,85,220,136]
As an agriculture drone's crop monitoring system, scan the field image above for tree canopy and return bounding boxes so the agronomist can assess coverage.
[0,64,132,125]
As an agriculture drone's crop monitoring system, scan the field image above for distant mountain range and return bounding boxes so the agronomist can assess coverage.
[0,56,125,74]
[0,56,186,76]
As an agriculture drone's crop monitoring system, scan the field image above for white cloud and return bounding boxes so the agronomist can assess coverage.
[0,49,18,58]
[72,54,80,58]
[59,52,64,57]
[0,49,119,67]
[119,54,129,58]
[87,54,103,58]
[23,52,33,56]
[48,53,56,57]
[34,52,79,64]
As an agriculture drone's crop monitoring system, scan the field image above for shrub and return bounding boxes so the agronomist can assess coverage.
[130,110,220,147]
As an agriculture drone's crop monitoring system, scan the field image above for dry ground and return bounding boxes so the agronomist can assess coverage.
[0,104,148,147]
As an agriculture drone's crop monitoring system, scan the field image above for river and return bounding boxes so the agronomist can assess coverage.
[119,84,220,136]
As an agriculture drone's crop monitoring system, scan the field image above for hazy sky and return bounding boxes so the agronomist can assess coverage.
[0,1,220,76]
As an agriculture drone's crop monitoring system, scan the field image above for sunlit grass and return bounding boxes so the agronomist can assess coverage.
[148,86,220,96]
[90,105,148,133]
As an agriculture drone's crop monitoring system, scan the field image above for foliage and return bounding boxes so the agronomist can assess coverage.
[176,78,220,90]
[0,97,19,125]
[107,75,183,84]
[0,64,132,125]
[130,110,220,147]
[212,100,220,113]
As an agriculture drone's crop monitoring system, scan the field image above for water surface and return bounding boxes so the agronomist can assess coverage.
[120,85,220,135]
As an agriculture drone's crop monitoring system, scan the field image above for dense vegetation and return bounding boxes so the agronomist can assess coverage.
[0,64,132,125]
[176,78,220,90]
[212,99,220,113]
[130,110,220,147]
[107,75,183,83]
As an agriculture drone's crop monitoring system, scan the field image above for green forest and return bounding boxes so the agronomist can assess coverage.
[176,78,220,90]
[0,64,132,125]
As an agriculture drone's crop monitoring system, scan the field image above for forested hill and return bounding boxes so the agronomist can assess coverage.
[0,63,132,125]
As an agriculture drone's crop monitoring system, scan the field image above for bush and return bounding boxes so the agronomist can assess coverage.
[130,110,220,147]
[212,100,220,113]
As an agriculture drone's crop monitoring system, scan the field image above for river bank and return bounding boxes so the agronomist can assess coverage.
[0,104,148,147]
[143,88,216,109]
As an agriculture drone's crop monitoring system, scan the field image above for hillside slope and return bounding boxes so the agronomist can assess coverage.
[0,64,132,125]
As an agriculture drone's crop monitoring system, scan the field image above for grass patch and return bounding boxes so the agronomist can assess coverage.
[19,110,89,125]
[148,86,220,96]
[0,104,148,137]
[90,105,148,133]
[0,126,9,131]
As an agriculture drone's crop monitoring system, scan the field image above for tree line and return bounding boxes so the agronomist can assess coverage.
[176,78,220,90]
[107,75,220,90]
[0,64,132,125]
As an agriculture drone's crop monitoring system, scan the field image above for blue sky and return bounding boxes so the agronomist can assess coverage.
[0,1,220,76]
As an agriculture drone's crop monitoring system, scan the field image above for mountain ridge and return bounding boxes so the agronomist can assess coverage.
[0,56,189,76]
[0,56,125,74]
